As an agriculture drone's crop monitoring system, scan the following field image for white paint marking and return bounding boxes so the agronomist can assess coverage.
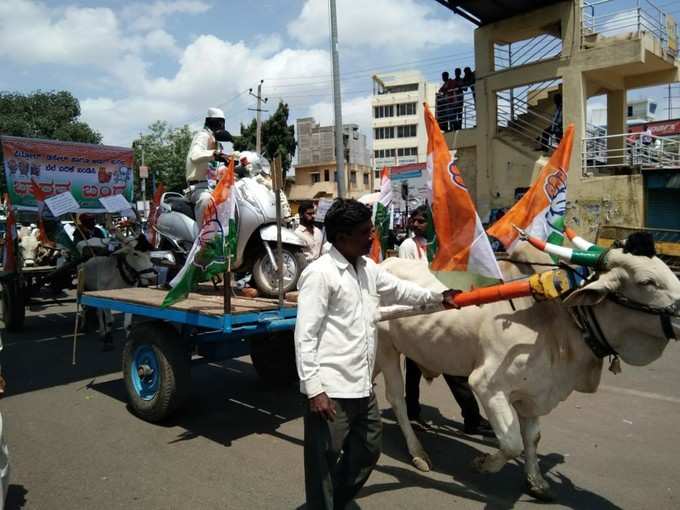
[600,385,680,404]
[228,398,255,409]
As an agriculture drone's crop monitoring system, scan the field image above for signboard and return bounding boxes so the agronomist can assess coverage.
[99,194,132,213]
[139,165,149,178]
[1,136,134,211]
[45,191,80,217]
[314,198,334,222]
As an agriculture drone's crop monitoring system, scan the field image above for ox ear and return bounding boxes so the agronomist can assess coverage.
[563,272,619,307]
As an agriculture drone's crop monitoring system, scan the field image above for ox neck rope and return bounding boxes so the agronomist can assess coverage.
[571,304,621,373]
[607,292,678,342]
[116,254,155,287]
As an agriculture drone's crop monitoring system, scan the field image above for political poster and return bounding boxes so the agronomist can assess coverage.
[1,136,134,212]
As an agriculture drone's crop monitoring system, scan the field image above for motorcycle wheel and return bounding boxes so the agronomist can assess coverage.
[252,247,306,299]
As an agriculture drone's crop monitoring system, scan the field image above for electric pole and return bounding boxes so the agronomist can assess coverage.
[139,131,147,219]
[249,81,268,154]
[330,0,346,198]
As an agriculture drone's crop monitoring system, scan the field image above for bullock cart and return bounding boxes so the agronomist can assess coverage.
[0,263,77,332]
[79,286,297,422]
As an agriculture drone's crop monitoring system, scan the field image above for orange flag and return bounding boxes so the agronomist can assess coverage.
[423,103,502,280]
[487,124,574,252]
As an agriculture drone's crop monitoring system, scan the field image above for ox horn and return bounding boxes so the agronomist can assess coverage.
[565,227,606,254]
[513,225,605,267]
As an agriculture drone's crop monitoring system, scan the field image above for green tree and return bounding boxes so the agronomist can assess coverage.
[132,121,194,199]
[233,101,296,175]
[0,90,102,193]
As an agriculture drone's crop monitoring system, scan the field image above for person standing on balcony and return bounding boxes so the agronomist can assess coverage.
[537,93,563,150]
[463,67,476,106]
[437,71,454,132]
[451,68,466,131]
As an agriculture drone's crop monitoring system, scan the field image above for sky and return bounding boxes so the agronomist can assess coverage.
[0,0,679,149]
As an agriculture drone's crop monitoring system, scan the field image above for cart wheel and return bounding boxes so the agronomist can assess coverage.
[1,279,25,332]
[250,331,298,387]
[122,322,191,422]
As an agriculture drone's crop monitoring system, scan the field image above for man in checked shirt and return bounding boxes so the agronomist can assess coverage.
[294,198,459,509]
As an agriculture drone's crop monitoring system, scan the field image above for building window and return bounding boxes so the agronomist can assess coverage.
[374,126,395,139]
[374,148,397,159]
[397,147,418,157]
[324,169,330,181]
[627,106,633,117]
[363,173,369,185]
[397,102,417,116]
[373,104,395,119]
[397,125,417,138]
[374,170,380,179]
[350,171,357,183]
[311,173,321,184]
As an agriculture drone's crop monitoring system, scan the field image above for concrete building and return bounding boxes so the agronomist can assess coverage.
[288,117,372,207]
[433,0,680,234]
[590,98,658,126]
[371,71,438,189]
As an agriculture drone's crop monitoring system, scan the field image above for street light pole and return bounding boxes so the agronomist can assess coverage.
[329,0,346,198]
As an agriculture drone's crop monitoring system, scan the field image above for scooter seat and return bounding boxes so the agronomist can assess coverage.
[166,196,195,221]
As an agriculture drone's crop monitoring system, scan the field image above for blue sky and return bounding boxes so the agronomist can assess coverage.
[0,0,678,147]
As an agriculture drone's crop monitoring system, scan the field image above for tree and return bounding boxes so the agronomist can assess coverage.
[132,121,194,199]
[233,101,296,175]
[0,90,102,193]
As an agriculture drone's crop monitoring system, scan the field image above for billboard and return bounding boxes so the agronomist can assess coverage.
[1,136,134,212]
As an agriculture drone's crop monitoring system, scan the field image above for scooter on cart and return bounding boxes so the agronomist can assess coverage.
[152,152,306,298]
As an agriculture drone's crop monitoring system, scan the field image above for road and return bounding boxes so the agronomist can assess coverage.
[1,297,679,509]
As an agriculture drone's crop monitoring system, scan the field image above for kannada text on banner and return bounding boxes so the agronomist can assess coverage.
[1,136,134,211]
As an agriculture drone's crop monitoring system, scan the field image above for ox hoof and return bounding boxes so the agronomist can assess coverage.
[412,456,431,472]
[525,476,554,502]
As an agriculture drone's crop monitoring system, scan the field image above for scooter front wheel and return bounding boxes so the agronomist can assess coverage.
[252,247,306,298]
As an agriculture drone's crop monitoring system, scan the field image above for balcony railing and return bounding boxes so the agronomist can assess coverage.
[494,33,562,71]
[582,0,678,56]
[435,87,477,132]
[583,131,680,174]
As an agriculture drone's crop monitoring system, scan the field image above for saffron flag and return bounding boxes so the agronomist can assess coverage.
[162,158,237,307]
[370,167,392,262]
[487,124,574,253]
[30,178,50,245]
[3,194,18,273]
[423,103,502,281]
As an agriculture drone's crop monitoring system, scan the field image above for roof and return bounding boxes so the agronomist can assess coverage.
[432,0,565,26]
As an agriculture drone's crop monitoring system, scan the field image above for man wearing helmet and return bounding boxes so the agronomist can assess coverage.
[186,107,234,225]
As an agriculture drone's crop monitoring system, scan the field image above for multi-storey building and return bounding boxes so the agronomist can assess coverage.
[288,117,372,209]
[371,71,438,190]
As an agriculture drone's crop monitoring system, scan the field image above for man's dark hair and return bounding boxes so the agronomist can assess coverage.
[299,201,314,217]
[409,204,428,221]
[442,71,450,81]
[623,232,656,258]
[454,67,462,77]
[324,199,372,243]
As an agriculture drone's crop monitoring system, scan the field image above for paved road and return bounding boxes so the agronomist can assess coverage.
[1,298,679,509]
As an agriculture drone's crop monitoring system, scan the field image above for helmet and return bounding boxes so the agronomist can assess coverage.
[206,107,225,120]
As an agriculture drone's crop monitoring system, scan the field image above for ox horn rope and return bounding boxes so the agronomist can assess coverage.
[513,225,607,268]
[564,227,606,254]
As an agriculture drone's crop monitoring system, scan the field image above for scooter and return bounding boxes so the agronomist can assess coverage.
[153,154,307,298]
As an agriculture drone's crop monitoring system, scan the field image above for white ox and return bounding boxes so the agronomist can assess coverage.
[82,235,156,348]
[375,244,680,500]
[18,227,40,267]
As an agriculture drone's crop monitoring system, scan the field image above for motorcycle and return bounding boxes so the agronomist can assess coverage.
[153,153,307,298]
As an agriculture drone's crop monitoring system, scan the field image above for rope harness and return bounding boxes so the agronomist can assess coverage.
[116,253,157,287]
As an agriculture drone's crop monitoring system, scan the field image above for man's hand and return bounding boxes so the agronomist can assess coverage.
[309,392,336,421]
[213,151,229,163]
[442,289,462,309]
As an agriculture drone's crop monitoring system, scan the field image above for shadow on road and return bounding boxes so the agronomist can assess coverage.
[5,484,28,509]
[375,408,622,509]
[89,357,306,449]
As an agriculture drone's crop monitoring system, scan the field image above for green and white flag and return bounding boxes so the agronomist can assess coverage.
[370,167,392,262]
[162,159,237,307]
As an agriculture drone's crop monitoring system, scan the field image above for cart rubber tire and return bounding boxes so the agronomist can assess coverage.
[252,248,306,299]
[250,331,298,387]
[1,279,25,332]
[122,321,191,422]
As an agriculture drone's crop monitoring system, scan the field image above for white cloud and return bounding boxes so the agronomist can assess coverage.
[288,0,472,51]
[121,0,211,32]
[142,29,181,56]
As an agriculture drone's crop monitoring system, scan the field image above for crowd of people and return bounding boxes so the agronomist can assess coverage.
[436,67,476,132]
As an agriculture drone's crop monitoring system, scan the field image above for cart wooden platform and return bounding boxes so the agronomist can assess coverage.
[79,286,298,422]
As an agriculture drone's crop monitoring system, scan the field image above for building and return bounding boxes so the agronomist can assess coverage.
[432,0,680,233]
[371,71,438,189]
[288,117,372,207]
[590,98,658,127]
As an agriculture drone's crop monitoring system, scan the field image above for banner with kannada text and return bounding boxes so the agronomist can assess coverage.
[1,136,134,212]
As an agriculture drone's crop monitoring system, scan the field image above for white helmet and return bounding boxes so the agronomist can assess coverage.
[206,107,225,120]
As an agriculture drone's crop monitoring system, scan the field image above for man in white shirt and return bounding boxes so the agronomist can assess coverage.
[185,107,233,225]
[399,206,494,438]
[295,199,459,509]
[295,201,324,262]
